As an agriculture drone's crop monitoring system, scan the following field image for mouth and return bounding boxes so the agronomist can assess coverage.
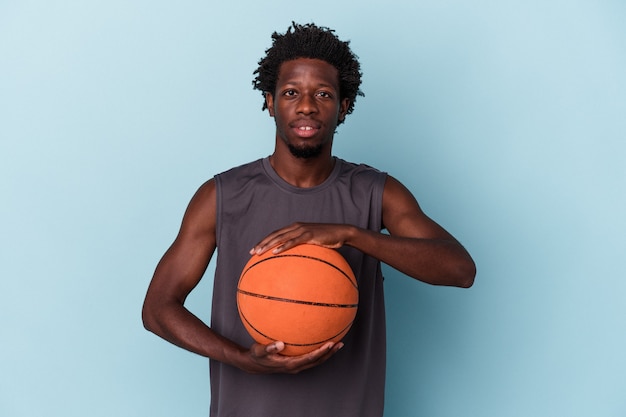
[291,120,321,138]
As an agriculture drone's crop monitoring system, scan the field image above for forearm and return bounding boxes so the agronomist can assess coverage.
[142,299,246,366]
[142,297,345,374]
[345,226,476,287]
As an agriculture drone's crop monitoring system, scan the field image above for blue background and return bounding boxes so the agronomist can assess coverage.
[1,1,625,416]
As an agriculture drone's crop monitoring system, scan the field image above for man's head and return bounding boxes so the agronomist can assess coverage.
[253,22,363,126]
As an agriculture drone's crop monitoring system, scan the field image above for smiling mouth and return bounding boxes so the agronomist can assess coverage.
[292,124,320,138]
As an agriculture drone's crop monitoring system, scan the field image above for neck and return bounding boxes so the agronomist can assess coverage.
[269,149,336,188]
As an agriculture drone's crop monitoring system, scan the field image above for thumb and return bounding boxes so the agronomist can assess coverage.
[266,341,285,354]
[250,341,284,358]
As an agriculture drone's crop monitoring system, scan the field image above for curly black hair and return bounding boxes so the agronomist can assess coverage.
[252,22,363,125]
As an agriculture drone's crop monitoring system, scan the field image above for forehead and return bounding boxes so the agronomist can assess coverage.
[276,58,340,89]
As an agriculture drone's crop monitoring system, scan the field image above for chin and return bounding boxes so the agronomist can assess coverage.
[288,143,324,159]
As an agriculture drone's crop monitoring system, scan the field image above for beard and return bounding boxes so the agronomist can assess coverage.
[287,142,324,159]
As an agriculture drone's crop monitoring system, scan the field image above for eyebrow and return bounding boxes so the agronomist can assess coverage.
[280,80,338,90]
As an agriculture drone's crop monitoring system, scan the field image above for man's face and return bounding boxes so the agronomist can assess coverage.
[266,58,350,159]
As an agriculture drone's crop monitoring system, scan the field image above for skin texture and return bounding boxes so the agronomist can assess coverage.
[142,57,476,374]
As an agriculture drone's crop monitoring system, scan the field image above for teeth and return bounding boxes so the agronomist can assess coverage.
[298,126,313,130]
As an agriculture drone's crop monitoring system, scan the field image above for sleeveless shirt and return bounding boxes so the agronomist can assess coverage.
[211,157,387,417]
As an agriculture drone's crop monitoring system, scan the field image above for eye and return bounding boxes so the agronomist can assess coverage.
[282,89,297,97]
[316,91,332,98]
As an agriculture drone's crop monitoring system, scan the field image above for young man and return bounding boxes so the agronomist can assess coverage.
[142,22,475,417]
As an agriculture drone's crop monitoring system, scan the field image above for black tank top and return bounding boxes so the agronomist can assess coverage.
[211,157,387,417]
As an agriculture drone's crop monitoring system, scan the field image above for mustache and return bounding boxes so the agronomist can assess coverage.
[289,119,322,129]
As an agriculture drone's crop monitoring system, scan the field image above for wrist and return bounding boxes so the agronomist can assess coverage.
[343,224,360,247]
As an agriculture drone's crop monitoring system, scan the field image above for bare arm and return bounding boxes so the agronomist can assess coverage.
[251,175,476,287]
[142,180,342,373]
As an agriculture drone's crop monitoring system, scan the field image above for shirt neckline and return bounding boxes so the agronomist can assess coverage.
[261,156,342,194]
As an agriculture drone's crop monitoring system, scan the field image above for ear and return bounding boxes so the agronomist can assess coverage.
[338,98,350,122]
[265,93,275,117]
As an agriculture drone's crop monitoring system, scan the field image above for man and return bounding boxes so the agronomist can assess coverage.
[142,22,475,417]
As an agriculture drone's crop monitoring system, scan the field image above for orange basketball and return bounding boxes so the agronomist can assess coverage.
[237,244,358,356]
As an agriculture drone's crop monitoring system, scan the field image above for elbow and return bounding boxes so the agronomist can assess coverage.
[418,262,476,288]
[459,276,475,289]
[141,298,158,333]
[456,259,476,288]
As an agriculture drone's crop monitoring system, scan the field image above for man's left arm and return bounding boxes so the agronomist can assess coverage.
[250,175,476,288]
[354,175,475,287]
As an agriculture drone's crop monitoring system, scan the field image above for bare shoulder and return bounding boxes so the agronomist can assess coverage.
[148,179,217,295]
[189,178,217,210]
[382,175,455,240]
[382,175,420,205]
[382,175,423,221]
[179,179,217,237]
[158,178,218,273]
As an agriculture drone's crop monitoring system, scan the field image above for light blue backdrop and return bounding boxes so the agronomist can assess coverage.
[1,1,624,416]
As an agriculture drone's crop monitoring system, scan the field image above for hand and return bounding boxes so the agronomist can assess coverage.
[241,341,344,374]
[250,222,355,255]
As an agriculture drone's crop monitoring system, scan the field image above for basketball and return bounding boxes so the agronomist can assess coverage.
[237,244,358,356]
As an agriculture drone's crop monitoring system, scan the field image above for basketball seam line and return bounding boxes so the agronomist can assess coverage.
[237,289,358,308]
[241,254,358,289]
[237,304,355,347]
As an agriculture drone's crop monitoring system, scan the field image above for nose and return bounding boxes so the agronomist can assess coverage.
[296,94,318,115]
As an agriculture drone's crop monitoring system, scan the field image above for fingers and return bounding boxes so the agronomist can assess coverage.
[280,342,343,374]
[296,342,344,372]
[250,223,347,256]
[250,223,310,255]
[246,341,344,374]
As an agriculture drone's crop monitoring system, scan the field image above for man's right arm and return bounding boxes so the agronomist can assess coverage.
[141,179,342,373]
[141,179,237,360]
